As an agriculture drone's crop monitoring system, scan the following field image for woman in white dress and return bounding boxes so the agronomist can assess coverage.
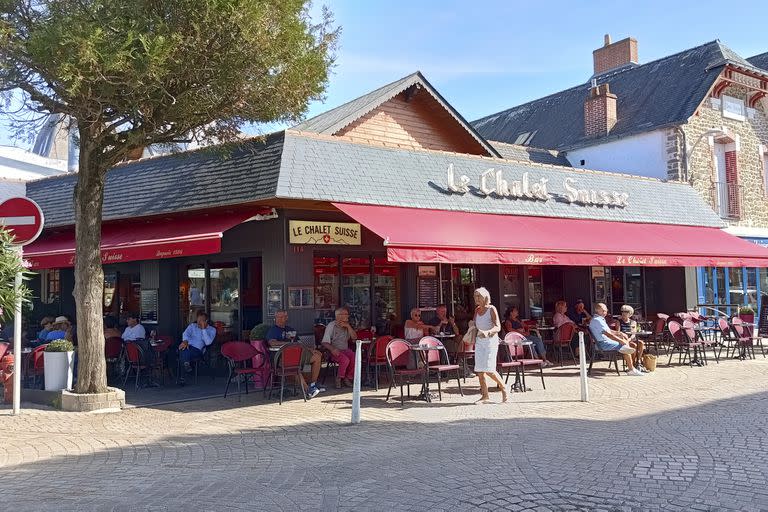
[404,307,428,341]
[473,287,508,403]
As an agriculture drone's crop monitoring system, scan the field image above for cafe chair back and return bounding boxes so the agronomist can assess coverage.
[221,341,262,397]
[29,344,47,388]
[419,336,462,401]
[503,332,546,390]
[368,335,393,391]
[667,320,703,367]
[385,338,425,406]
[585,329,622,377]
[551,322,577,365]
[497,334,524,385]
[265,343,307,405]
[123,341,149,390]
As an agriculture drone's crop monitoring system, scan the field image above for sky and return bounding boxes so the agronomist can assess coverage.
[2,0,768,148]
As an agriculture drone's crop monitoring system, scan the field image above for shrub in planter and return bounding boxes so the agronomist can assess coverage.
[43,339,75,391]
[738,307,755,323]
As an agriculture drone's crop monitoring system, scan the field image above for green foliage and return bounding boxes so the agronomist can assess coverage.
[0,228,31,323]
[250,323,270,340]
[44,339,75,352]
[0,0,338,162]
[739,306,754,314]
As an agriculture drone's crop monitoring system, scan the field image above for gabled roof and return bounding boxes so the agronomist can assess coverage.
[471,40,755,151]
[488,141,571,166]
[292,71,501,157]
[748,52,768,72]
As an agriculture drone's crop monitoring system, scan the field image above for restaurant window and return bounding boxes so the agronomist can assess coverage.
[714,267,727,305]
[342,257,371,328]
[104,271,140,322]
[699,267,715,305]
[314,257,339,325]
[373,257,400,334]
[501,266,521,312]
[729,267,745,306]
[39,269,60,304]
[527,266,543,319]
[180,264,206,326]
[439,264,452,311]
[452,266,477,331]
[746,268,758,311]
[209,262,239,341]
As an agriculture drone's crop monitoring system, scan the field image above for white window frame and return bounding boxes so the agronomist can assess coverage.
[722,95,746,121]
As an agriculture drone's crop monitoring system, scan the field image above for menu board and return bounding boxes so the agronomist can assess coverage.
[140,289,159,324]
[417,276,440,310]
[759,295,768,337]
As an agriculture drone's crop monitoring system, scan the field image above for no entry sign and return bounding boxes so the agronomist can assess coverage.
[0,197,44,246]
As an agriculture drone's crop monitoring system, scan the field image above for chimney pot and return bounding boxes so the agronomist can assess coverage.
[604,34,612,46]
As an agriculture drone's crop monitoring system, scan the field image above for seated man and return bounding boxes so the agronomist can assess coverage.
[428,303,461,354]
[569,299,592,327]
[267,310,324,398]
[321,307,357,389]
[122,313,154,366]
[589,303,643,376]
[178,312,216,384]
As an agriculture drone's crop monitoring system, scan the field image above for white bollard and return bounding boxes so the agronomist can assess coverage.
[578,331,589,402]
[351,338,363,424]
[12,261,22,415]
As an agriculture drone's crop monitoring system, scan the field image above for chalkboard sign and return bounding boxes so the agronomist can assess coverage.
[417,270,438,310]
[140,289,159,324]
[759,294,768,337]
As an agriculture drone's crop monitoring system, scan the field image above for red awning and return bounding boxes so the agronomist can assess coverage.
[333,203,768,267]
[23,209,268,269]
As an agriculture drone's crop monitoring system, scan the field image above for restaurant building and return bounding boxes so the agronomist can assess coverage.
[472,35,768,316]
[23,71,768,341]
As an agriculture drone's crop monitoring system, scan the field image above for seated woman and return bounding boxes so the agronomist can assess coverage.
[404,307,429,341]
[617,305,638,339]
[503,306,553,367]
[553,300,579,357]
[30,316,55,347]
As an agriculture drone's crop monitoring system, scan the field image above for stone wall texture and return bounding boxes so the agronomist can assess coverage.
[678,82,768,229]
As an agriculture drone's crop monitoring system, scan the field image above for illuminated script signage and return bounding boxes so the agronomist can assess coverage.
[446,164,629,208]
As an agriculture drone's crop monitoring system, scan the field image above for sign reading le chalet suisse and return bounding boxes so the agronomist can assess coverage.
[289,220,362,245]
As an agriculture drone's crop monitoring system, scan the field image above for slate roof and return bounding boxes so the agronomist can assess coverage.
[471,41,758,151]
[489,141,571,166]
[292,71,501,157]
[748,52,768,72]
[277,132,724,228]
[26,132,285,227]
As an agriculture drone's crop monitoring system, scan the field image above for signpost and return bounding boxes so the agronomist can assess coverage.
[0,197,44,415]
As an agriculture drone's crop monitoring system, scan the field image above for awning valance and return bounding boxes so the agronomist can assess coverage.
[23,209,269,269]
[333,203,768,267]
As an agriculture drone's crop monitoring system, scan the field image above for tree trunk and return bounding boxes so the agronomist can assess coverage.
[73,137,108,394]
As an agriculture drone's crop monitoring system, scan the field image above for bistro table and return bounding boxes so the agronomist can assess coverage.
[410,343,443,403]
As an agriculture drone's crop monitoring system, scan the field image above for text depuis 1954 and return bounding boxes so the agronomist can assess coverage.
[445,164,629,208]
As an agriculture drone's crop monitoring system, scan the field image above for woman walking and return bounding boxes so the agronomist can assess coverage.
[473,287,508,403]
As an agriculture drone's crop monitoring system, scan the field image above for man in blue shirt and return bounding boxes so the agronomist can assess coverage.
[267,310,324,398]
[179,312,216,382]
[589,303,643,376]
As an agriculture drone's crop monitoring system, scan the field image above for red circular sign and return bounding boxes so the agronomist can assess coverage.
[0,197,44,246]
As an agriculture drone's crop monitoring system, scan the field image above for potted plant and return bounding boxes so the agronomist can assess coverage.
[739,306,755,324]
[249,323,270,341]
[43,339,75,391]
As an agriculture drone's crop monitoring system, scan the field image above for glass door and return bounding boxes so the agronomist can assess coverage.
[341,257,371,328]
[452,265,476,333]
[180,264,206,329]
[208,262,240,342]
[373,257,400,335]
[314,256,339,325]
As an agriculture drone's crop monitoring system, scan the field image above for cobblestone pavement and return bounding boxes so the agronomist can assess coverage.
[3,356,768,511]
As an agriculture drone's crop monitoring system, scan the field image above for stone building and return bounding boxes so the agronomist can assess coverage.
[472,35,768,314]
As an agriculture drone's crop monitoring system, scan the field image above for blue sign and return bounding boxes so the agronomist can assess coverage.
[744,237,768,248]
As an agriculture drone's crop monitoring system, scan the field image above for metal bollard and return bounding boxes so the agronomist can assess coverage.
[351,338,363,424]
[578,331,589,402]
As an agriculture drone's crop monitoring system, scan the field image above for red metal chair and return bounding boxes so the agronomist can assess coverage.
[0,342,9,361]
[104,336,124,379]
[550,322,576,365]
[504,332,546,390]
[497,334,523,387]
[220,341,262,397]
[265,343,307,405]
[391,324,405,339]
[419,336,462,400]
[29,344,47,388]
[123,341,149,390]
[385,338,426,405]
[367,335,393,391]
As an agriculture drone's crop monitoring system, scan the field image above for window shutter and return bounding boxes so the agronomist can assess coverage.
[724,150,740,218]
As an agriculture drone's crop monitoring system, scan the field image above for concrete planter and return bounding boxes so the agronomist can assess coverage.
[43,350,75,391]
[60,387,125,412]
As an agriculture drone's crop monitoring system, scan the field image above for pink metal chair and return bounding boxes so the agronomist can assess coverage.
[367,335,393,391]
[220,341,262,397]
[667,320,703,367]
[497,334,523,386]
[504,332,546,390]
[549,322,576,365]
[419,336,462,400]
[730,317,764,360]
[385,338,426,405]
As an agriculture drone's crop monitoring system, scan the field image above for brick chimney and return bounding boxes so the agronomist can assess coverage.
[593,34,638,75]
[584,80,617,138]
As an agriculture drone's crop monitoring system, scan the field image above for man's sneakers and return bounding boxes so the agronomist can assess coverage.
[618,345,636,355]
[626,367,644,376]
[183,361,193,373]
[307,383,325,399]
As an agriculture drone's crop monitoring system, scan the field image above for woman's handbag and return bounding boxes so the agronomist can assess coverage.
[463,321,477,347]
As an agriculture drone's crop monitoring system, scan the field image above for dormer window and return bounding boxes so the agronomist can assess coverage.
[722,95,746,121]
